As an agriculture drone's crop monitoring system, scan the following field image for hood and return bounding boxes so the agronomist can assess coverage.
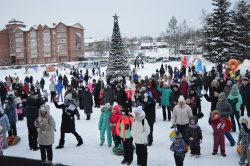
[218,92,226,102]
[210,110,220,120]
[134,111,146,121]
[239,116,250,129]
[189,116,198,124]
[26,97,36,106]
[39,104,50,118]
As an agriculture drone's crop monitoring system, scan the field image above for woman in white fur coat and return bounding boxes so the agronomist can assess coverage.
[131,106,150,166]
[35,104,54,162]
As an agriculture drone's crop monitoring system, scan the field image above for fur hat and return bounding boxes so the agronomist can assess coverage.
[178,95,185,103]
[113,105,120,111]
[104,103,111,109]
[134,106,143,115]
[175,131,182,139]
[239,116,250,129]
[64,93,72,100]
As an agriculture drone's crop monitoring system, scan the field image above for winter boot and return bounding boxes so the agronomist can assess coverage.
[56,139,65,149]
[212,150,217,155]
[86,115,90,120]
[76,136,83,147]
[221,151,226,157]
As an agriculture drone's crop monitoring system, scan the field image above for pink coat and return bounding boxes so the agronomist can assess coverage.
[88,83,93,93]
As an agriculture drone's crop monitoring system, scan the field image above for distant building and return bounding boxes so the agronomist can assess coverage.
[0,19,84,66]
[84,38,109,52]
[140,41,167,49]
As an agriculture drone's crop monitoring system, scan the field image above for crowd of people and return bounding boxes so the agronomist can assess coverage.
[0,62,250,166]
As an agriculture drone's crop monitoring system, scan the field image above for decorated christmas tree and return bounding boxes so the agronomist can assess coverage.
[106,14,130,77]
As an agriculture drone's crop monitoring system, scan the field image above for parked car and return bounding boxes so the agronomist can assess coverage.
[156,57,163,62]
[169,55,181,61]
[147,57,156,63]
[162,57,169,62]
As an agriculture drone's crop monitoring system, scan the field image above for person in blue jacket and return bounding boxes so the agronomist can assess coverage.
[56,80,64,102]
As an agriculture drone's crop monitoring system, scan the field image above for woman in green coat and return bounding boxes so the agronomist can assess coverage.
[157,82,172,121]
[227,84,242,132]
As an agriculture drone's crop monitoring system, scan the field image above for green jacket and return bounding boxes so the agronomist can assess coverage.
[157,84,172,106]
[227,91,242,112]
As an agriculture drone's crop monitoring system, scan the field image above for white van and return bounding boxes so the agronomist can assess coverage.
[147,57,156,63]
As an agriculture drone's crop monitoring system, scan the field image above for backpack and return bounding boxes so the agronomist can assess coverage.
[174,140,186,156]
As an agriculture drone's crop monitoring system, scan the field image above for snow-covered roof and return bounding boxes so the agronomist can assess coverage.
[13,27,29,33]
[84,38,108,43]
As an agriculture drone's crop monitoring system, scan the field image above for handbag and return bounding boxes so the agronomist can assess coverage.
[197,111,204,119]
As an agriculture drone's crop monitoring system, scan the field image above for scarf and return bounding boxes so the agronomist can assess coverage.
[230,90,239,96]
[189,123,198,128]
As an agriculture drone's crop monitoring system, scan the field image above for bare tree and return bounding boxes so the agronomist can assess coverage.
[95,42,106,59]
[166,16,179,55]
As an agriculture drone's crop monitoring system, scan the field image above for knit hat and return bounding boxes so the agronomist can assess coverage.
[227,80,232,84]
[219,92,226,99]
[104,103,111,109]
[175,131,182,139]
[232,84,238,91]
[64,93,72,100]
[163,82,168,86]
[121,109,129,116]
[134,106,143,115]
[178,95,185,103]
[113,105,120,111]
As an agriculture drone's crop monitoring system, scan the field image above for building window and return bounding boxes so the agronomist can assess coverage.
[15,33,23,37]
[16,48,24,52]
[16,43,23,47]
[15,38,23,42]
[57,39,67,43]
[57,33,66,38]
[48,58,50,62]
[57,27,66,32]
[58,50,67,54]
[59,44,67,49]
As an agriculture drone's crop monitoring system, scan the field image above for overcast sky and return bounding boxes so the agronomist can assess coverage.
[1,0,238,39]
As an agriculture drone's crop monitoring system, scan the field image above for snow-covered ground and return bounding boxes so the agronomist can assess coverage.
[1,55,242,166]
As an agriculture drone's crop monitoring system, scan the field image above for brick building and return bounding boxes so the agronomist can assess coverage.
[0,19,84,66]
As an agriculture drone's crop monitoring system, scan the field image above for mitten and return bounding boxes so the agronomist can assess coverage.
[217,123,222,129]
[189,137,193,141]
[172,124,177,128]
[221,123,225,129]
[7,126,10,131]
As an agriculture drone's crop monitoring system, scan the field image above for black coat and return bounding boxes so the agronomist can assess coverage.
[116,89,127,109]
[54,101,76,133]
[169,90,182,110]
[78,87,84,109]
[24,98,39,128]
[239,83,250,106]
[83,90,93,114]
[40,79,45,87]
[63,76,69,86]
[142,96,156,123]
[103,87,115,105]
[0,84,6,101]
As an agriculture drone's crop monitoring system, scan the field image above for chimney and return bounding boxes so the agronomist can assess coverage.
[53,23,56,26]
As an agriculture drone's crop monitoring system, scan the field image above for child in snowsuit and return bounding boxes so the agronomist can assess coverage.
[170,131,187,166]
[237,116,250,165]
[210,110,226,157]
[98,103,112,147]
[131,106,150,166]
[16,97,24,121]
[186,116,202,158]
[109,104,122,147]
[0,107,10,150]
[116,109,134,165]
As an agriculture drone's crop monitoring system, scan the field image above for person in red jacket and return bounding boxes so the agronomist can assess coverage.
[109,104,122,147]
[23,83,29,94]
[125,88,133,112]
[146,82,158,101]
[179,77,189,99]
